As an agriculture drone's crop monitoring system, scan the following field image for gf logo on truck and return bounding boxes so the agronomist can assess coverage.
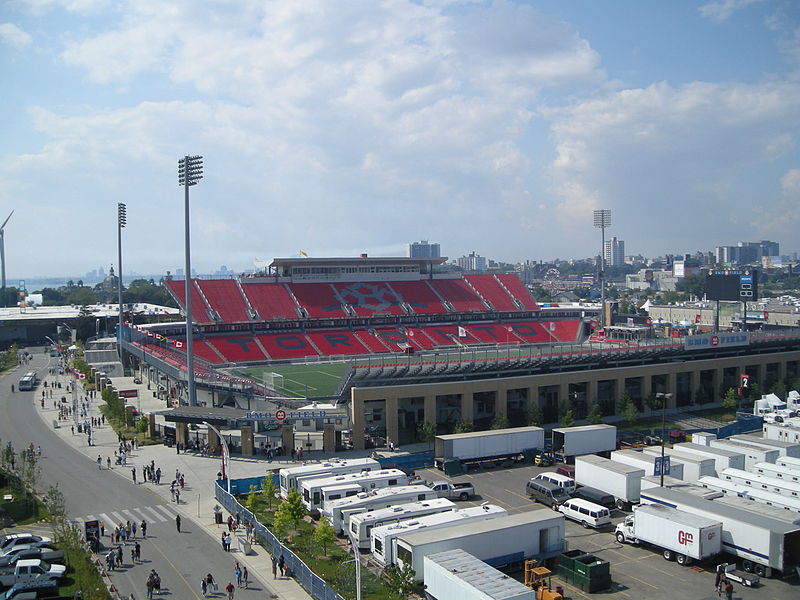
[677,531,694,545]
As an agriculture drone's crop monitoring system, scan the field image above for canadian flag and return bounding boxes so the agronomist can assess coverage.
[176,341,184,348]
[507,325,513,332]
[457,326,467,337]
[407,329,414,337]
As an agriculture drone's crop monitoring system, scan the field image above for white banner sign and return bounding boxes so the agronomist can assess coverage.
[684,332,750,350]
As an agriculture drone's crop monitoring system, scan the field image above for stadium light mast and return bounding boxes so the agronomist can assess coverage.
[117,203,126,367]
[0,211,13,308]
[593,209,611,329]
[178,155,203,406]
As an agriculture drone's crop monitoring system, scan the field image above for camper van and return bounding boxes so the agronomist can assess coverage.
[347,498,456,549]
[279,458,380,499]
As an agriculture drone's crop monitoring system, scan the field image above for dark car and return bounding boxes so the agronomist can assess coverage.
[555,464,575,478]
[573,485,616,509]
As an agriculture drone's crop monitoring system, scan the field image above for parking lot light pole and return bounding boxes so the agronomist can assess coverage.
[656,392,672,486]
[593,209,611,329]
[178,155,203,406]
[117,203,126,369]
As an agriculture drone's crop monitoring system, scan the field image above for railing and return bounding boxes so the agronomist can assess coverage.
[215,481,345,600]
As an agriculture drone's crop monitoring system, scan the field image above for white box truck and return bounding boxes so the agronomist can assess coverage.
[710,439,778,468]
[692,432,716,446]
[642,446,715,483]
[612,449,685,480]
[672,443,745,473]
[640,486,800,577]
[575,454,644,510]
[423,549,534,600]
[395,510,565,581]
[434,426,544,468]
[730,434,800,458]
[614,504,722,565]
[371,504,507,568]
[551,424,617,460]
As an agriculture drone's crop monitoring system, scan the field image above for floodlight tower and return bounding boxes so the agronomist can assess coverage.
[593,209,611,329]
[178,155,203,406]
[117,203,126,365]
[0,211,13,308]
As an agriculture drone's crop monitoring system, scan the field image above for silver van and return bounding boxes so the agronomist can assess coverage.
[525,479,571,509]
[535,472,577,494]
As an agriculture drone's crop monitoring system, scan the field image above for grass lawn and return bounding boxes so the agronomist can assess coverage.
[237,362,349,397]
[241,495,405,600]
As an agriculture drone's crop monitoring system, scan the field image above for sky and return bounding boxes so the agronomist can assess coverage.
[1,0,800,277]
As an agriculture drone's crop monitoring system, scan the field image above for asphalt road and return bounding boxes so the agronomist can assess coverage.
[0,350,260,600]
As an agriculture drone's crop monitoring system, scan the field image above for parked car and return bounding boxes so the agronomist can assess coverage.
[0,536,52,556]
[0,546,63,568]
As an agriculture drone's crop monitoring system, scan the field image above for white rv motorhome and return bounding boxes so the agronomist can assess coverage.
[347,498,456,549]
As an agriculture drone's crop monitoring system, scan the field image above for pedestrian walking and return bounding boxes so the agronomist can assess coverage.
[132,467,137,484]
[106,456,111,469]
[227,516,233,532]
[278,554,285,577]
[135,541,141,562]
[97,455,102,469]
[225,581,235,600]
[141,520,147,538]
[175,489,180,504]
[132,521,137,538]
[235,566,242,588]
[206,573,217,592]
[242,566,248,589]
[131,547,136,564]
[201,577,207,597]
[271,555,277,579]
[221,532,227,551]
[175,514,181,533]
[723,579,733,600]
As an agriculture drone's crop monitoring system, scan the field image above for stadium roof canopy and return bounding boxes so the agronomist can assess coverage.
[269,256,447,268]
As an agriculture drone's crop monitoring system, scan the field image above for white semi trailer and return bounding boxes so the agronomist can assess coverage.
[575,454,644,510]
[551,424,617,459]
[423,549,535,600]
[729,434,800,458]
[710,439,779,468]
[614,504,722,565]
[672,443,745,473]
[718,468,800,499]
[611,449,685,480]
[434,426,545,468]
[641,447,715,483]
[640,486,800,577]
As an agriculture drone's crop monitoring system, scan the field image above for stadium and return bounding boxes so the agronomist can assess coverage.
[120,255,800,451]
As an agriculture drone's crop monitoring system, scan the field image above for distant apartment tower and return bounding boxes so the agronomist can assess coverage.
[603,237,625,267]
[716,240,779,265]
[457,251,487,272]
[408,240,441,259]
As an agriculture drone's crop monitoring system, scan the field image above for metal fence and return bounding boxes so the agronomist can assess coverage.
[215,481,346,600]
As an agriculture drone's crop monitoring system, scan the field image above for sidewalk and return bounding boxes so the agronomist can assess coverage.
[34,367,318,600]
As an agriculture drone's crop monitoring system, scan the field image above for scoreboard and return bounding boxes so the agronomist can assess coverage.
[705,269,759,302]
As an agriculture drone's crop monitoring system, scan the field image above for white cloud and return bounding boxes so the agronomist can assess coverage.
[699,0,767,23]
[0,22,32,47]
[546,80,800,251]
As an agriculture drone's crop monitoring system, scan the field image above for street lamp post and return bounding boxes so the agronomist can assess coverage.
[656,392,673,486]
[117,203,126,370]
[593,209,611,329]
[178,155,203,406]
[203,420,230,495]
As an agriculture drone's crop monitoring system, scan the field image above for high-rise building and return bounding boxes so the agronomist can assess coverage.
[457,251,487,272]
[603,237,625,267]
[408,240,441,258]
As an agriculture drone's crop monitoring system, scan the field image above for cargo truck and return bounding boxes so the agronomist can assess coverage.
[710,439,778,468]
[574,454,644,510]
[640,486,800,577]
[614,504,723,565]
[423,549,535,600]
[672,442,745,473]
[434,426,544,469]
[395,510,565,581]
[551,424,617,461]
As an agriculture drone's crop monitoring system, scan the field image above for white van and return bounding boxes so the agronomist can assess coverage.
[558,498,611,529]
[535,472,577,495]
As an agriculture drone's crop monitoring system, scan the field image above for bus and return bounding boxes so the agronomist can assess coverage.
[18,372,39,391]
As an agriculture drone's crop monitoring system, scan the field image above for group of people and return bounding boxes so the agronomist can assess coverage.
[270,553,288,579]
[144,570,162,599]
[220,531,234,552]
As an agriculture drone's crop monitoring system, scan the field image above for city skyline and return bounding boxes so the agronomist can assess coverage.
[2,1,800,277]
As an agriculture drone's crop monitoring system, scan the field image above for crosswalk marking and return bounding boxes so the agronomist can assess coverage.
[153,505,175,519]
[143,506,168,522]
[110,511,127,524]
[71,505,175,526]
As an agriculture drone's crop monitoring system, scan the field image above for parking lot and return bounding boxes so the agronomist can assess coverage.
[417,462,799,600]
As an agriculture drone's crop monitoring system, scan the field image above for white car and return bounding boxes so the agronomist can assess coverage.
[0,535,52,556]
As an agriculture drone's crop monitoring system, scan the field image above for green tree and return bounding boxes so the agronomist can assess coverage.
[245,485,260,512]
[454,420,474,434]
[586,401,603,425]
[281,490,306,532]
[272,507,291,541]
[311,516,337,556]
[622,398,639,426]
[770,379,787,400]
[722,388,737,411]
[384,563,418,598]
[261,475,278,511]
[561,409,575,428]
[557,395,571,423]
[490,413,509,430]
[643,392,661,412]
[66,287,98,306]
[137,414,149,433]
[416,420,436,448]
[526,402,542,427]
[616,391,631,417]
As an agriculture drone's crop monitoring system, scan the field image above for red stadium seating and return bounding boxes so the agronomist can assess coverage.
[417,325,464,347]
[544,320,583,343]
[389,281,447,314]
[305,330,371,356]
[354,330,393,353]
[240,282,300,320]
[196,280,251,322]
[505,321,557,344]
[427,279,487,312]
[495,274,539,310]
[288,283,348,318]
[188,340,226,363]
[165,280,214,322]
[463,323,513,343]
[207,335,267,362]
[256,333,320,360]
[464,275,518,311]
[333,282,406,316]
